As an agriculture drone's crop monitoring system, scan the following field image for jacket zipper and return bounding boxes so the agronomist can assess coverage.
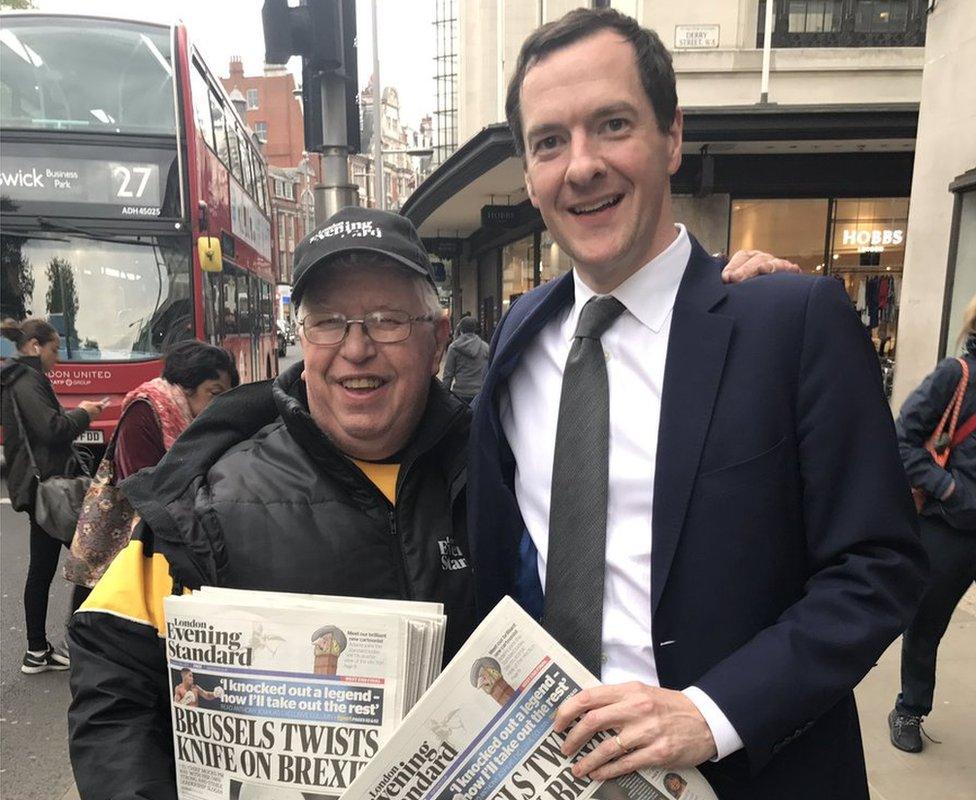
[387,507,412,600]
[353,401,467,602]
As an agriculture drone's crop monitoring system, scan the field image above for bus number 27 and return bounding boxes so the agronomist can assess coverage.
[113,165,154,199]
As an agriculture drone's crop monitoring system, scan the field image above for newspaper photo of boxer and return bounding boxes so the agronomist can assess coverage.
[171,667,224,709]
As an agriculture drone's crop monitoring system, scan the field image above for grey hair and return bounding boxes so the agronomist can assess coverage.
[298,252,443,319]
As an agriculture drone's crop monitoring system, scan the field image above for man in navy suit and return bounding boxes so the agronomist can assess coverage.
[467,8,925,799]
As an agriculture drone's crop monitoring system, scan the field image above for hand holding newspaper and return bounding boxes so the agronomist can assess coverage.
[344,596,716,800]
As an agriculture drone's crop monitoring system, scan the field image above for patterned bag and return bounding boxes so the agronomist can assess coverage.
[64,379,192,587]
[63,419,139,588]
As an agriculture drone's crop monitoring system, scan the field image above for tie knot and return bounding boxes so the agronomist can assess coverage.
[574,295,626,340]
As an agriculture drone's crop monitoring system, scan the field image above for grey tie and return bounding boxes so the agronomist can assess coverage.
[543,295,626,677]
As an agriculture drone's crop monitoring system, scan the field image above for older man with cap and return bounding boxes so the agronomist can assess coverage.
[67,207,477,800]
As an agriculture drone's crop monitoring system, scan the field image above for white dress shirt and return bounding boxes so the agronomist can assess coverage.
[499,224,743,760]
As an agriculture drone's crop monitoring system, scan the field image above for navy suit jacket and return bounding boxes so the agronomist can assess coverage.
[467,236,926,799]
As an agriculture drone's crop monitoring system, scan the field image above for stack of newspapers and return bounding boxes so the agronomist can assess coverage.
[163,587,446,800]
[165,590,716,800]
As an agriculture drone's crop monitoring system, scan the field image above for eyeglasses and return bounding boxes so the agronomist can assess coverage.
[299,310,434,346]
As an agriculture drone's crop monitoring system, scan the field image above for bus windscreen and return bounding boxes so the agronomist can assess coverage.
[0,18,176,135]
[1,233,192,361]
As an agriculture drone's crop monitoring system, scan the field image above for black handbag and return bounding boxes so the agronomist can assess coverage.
[10,394,92,544]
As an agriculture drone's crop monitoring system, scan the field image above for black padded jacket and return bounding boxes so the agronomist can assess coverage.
[67,362,476,800]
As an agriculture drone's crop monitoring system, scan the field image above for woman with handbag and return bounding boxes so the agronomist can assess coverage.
[887,294,976,753]
[0,318,106,674]
[64,339,238,589]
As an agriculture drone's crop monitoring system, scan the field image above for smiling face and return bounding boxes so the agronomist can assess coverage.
[299,260,450,461]
[520,29,683,293]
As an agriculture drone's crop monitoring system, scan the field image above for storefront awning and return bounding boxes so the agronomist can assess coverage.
[403,104,918,238]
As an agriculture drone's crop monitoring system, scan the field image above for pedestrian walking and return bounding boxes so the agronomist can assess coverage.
[64,340,238,588]
[0,318,106,673]
[442,316,488,404]
[888,294,976,753]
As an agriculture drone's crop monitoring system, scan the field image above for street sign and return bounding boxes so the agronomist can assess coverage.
[674,25,720,49]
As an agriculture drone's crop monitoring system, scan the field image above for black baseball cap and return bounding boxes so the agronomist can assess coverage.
[291,206,436,310]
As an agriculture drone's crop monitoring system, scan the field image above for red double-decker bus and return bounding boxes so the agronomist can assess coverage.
[1,13,279,448]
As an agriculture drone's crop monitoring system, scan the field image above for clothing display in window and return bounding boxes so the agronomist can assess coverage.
[846,275,899,329]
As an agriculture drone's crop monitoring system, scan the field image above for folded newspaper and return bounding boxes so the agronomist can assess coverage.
[343,596,717,800]
[163,587,446,800]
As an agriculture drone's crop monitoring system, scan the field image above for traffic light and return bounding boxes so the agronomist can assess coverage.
[262,0,360,152]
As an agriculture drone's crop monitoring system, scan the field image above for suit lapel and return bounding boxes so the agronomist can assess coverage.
[481,272,574,436]
[652,239,733,616]
[492,271,575,378]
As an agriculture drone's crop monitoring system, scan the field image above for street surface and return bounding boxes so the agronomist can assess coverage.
[1,343,972,799]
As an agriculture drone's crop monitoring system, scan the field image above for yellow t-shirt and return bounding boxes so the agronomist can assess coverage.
[352,459,401,505]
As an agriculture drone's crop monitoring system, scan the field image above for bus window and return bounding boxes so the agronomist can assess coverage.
[237,273,252,334]
[209,92,230,167]
[190,60,215,153]
[255,160,269,214]
[221,269,238,335]
[239,130,256,199]
[1,233,191,361]
[259,280,273,334]
[226,120,244,186]
[0,18,176,135]
[204,270,221,343]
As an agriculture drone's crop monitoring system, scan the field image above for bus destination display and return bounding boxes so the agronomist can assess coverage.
[0,156,162,217]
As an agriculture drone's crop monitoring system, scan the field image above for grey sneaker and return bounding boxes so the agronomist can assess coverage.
[21,644,70,674]
[888,708,923,753]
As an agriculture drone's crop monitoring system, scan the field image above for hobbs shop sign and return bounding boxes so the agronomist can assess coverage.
[841,228,905,250]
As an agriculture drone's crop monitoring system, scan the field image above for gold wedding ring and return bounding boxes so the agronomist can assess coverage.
[614,734,629,754]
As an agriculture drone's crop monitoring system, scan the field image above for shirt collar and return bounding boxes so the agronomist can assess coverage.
[567,224,691,337]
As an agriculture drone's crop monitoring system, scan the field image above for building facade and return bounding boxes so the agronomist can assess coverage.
[404,0,970,404]
[350,86,434,211]
[221,58,319,179]
[889,0,975,408]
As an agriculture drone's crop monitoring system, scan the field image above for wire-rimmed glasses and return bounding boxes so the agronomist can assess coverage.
[299,310,434,346]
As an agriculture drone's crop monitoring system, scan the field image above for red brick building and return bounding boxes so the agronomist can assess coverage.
[221,58,321,182]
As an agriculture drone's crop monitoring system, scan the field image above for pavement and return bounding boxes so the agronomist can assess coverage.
[2,344,973,799]
[858,587,976,800]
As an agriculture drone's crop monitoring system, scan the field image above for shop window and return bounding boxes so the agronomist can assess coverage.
[501,234,535,315]
[830,198,908,368]
[730,196,909,399]
[941,171,976,357]
[729,198,830,273]
[540,229,573,283]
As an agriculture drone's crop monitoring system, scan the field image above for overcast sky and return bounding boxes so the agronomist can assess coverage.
[31,0,437,127]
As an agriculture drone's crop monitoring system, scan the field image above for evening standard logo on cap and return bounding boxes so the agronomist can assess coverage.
[308,219,383,243]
